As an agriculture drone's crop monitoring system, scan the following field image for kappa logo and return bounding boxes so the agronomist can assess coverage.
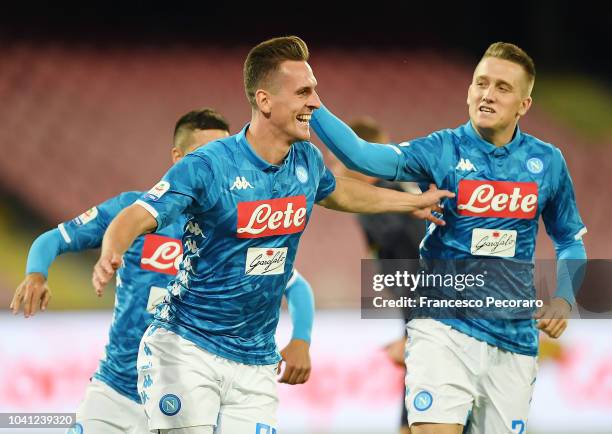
[230,176,254,190]
[456,158,477,172]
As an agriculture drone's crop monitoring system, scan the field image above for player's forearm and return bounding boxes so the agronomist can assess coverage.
[554,239,587,307]
[311,105,400,179]
[320,176,419,213]
[25,229,67,278]
[101,204,157,257]
[285,272,315,343]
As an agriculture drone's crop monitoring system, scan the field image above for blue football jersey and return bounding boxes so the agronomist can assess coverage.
[391,121,586,355]
[136,124,336,365]
[59,191,186,402]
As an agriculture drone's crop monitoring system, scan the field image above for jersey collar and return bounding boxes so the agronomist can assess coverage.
[464,120,522,155]
[236,124,281,172]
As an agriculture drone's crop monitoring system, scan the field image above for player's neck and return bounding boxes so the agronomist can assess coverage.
[247,118,292,166]
[473,123,516,147]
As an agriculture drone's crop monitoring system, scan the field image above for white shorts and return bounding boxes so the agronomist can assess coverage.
[405,319,537,434]
[137,326,278,433]
[67,378,148,434]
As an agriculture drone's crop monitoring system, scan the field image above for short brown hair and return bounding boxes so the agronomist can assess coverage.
[173,108,229,150]
[482,42,536,92]
[349,117,386,143]
[243,36,309,107]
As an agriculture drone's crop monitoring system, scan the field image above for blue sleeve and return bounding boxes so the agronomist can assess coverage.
[284,270,315,343]
[27,192,136,277]
[541,148,587,244]
[541,149,587,307]
[395,133,447,184]
[25,229,69,278]
[57,192,136,250]
[135,153,218,231]
[311,105,402,180]
[553,240,587,307]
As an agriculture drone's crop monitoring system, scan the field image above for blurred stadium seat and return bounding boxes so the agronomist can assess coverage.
[0,42,609,309]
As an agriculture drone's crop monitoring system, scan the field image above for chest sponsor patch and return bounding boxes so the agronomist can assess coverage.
[140,234,183,275]
[457,180,538,219]
[245,247,287,275]
[470,228,517,257]
[237,195,307,238]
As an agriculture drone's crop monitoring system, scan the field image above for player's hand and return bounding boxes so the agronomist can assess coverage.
[384,336,407,367]
[277,339,311,385]
[535,297,570,339]
[409,184,454,226]
[92,251,122,297]
[10,273,52,317]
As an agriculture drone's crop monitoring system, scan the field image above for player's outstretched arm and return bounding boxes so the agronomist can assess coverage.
[11,194,131,316]
[92,204,157,296]
[278,271,314,385]
[10,229,63,317]
[311,105,401,179]
[318,177,453,225]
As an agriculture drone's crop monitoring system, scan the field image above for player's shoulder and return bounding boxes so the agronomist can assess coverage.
[521,132,561,153]
[116,190,144,205]
[98,190,143,212]
[399,126,459,149]
[293,140,324,160]
[190,135,238,164]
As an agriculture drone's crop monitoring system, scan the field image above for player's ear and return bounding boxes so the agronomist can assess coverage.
[518,96,532,117]
[255,89,272,115]
[171,147,183,164]
[466,83,472,106]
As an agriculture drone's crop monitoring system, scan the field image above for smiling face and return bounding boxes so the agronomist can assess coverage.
[265,60,321,143]
[467,56,533,143]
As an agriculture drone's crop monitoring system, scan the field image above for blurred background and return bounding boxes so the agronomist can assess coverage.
[0,2,610,433]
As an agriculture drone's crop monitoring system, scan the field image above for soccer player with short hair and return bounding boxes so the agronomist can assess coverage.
[10,108,316,434]
[311,42,587,434]
[92,36,453,434]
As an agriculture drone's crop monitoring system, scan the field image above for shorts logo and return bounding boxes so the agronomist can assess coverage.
[159,393,181,416]
[72,207,98,226]
[296,165,308,183]
[255,422,277,434]
[237,196,307,238]
[145,180,170,201]
[245,247,288,275]
[141,234,183,275]
[67,423,83,434]
[526,157,544,174]
[413,390,433,411]
[457,180,538,219]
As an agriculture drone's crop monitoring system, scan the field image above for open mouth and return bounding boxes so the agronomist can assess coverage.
[296,113,312,125]
[479,106,496,114]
